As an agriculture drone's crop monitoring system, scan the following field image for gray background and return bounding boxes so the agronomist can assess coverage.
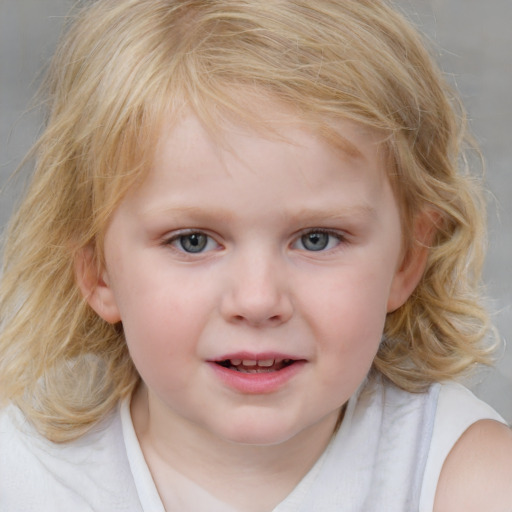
[1,0,511,421]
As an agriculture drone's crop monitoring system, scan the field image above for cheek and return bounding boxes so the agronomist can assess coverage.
[122,308,197,398]
[304,270,389,377]
[310,265,391,336]
[112,278,211,386]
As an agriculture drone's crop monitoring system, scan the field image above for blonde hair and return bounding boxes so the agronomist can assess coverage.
[0,0,493,442]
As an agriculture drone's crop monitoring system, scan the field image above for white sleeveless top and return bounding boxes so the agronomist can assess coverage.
[0,375,505,511]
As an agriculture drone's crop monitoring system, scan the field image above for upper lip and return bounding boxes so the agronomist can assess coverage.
[209,352,305,364]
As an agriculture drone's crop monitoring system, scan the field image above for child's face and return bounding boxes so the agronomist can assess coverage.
[88,109,423,446]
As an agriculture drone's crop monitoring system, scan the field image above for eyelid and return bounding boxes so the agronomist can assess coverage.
[163,229,221,254]
[292,228,349,252]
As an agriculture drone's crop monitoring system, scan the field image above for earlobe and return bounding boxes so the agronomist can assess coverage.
[387,209,439,313]
[74,246,121,324]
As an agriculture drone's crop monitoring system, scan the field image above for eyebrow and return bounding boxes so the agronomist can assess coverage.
[142,204,377,223]
[141,205,236,223]
[289,205,377,223]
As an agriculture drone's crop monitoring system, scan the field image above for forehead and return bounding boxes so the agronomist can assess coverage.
[153,102,387,175]
[94,94,396,246]
[119,107,393,223]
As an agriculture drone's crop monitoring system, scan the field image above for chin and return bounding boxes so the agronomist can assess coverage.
[213,416,306,447]
[225,431,298,447]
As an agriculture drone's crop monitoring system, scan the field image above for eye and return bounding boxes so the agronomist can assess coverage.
[167,231,219,254]
[294,229,344,252]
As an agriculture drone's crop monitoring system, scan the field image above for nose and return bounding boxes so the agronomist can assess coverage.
[220,250,293,327]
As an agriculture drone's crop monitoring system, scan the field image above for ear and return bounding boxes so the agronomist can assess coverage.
[74,246,121,324]
[387,209,439,313]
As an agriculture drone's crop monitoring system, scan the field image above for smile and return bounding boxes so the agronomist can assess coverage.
[216,358,295,373]
[208,353,306,393]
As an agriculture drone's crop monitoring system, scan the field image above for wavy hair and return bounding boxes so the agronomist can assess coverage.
[0,0,494,442]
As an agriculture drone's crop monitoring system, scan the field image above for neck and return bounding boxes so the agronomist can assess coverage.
[131,385,341,512]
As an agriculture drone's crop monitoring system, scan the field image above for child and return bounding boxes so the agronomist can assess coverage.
[1,0,511,510]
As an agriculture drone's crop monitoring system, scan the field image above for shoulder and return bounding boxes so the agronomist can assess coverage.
[0,403,30,451]
[0,402,139,510]
[419,381,509,512]
[434,419,512,512]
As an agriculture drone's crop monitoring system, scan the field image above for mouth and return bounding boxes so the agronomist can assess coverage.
[209,354,306,393]
[214,358,297,374]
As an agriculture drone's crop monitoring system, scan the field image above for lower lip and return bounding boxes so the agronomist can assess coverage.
[208,361,306,394]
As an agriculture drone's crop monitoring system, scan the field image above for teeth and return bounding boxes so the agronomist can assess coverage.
[239,359,276,367]
[221,358,295,369]
[226,358,279,367]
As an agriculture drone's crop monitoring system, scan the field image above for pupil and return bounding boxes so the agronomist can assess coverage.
[181,233,207,253]
[302,232,328,251]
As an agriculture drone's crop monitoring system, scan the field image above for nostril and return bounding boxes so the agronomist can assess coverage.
[221,287,293,326]
[231,313,284,326]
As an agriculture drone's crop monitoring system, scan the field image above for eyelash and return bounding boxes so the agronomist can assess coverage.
[293,229,347,253]
[164,231,220,254]
[164,228,347,255]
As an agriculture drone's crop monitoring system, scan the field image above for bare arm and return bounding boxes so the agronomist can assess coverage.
[434,419,512,512]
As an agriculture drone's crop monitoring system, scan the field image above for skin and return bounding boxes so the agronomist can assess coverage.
[77,109,512,510]
[434,419,512,512]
